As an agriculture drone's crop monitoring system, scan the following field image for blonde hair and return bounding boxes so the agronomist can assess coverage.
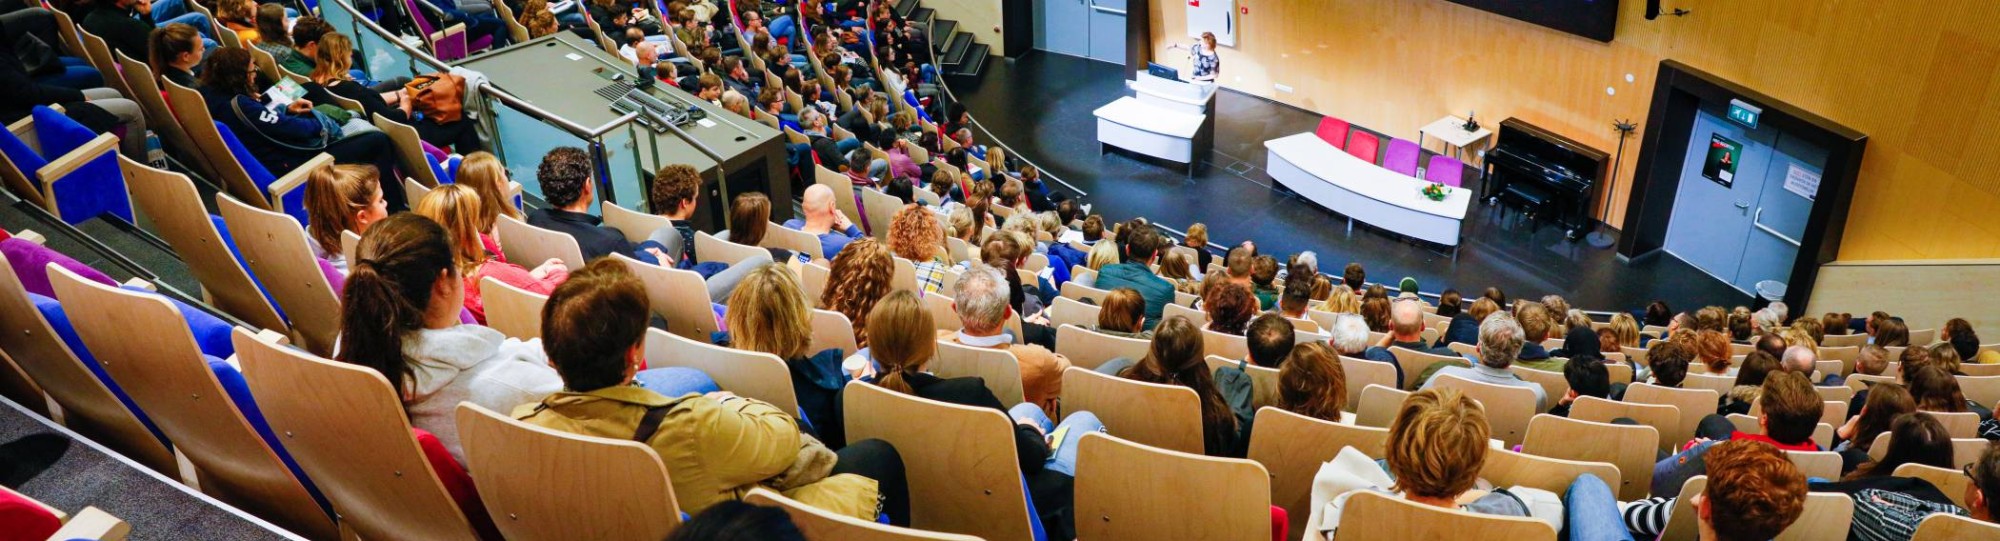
[1184,222,1209,247]
[1325,286,1360,315]
[820,238,894,347]
[1609,313,1641,348]
[1779,327,1818,358]
[1085,241,1120,270]
[303,163,378,257]
[725,264,814,359]
[413,184,489,275]
[310,32,354,84]
[868,290,936,394]
[1386,388,1489,500]
[455,152,520,231]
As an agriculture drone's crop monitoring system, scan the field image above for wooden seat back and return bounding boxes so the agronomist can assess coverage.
[642,328,798,416]
[480,276,548,341]
[1660,476,1852,541]
[1336,490,1555,541]
[1062,367,1204,454]
[455,403,681,541]
[1353,384,1410,428]
[1075,433,1269,541]
[118,156,288,333]
[1912,514,2000,541]
[932,340,1026,406]
[216,196,341,356]
[161,80,271,209]
[1337,356,1397,412]
[1481,446,1622,498]
[1387,346,1466,390]
[497,215,587,269]
[843,382,1033,540]
[1053,324,1148,371]
[1430,374,1538,447]
[601,203,671,244]
[694,231,766,265]
[809,309,860,357]
[1205,355,1279,409]
[612,253,719,342]
[1247,407,1383,541]
[1625,383,1721,446]
[1521,413,1657,500]
[1202,329,1250,361]
[746,488,981,541]
[1569,396,1680,452]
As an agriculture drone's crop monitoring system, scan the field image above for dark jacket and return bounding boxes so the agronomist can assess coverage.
[305,79,409,126]
[527,208,635,262]
[1435,312,1480,348]
[201,85,328,170]
[79,5,152,63]
[0,27,85,123]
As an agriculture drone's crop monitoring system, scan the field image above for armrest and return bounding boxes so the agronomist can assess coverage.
[34,133,119,183]
[47,507,129,541]
[16,230,46,245]
[120,278,156,291]
[430,22,468,43]
[269,153,333,207]
[252,328,290,346]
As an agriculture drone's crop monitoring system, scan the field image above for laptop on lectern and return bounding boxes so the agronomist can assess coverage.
[1147,62,1180,82]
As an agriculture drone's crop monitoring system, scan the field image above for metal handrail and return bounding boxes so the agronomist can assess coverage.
[326,0,451,73]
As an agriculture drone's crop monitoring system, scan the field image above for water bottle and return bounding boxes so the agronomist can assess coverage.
[145,130,167,169]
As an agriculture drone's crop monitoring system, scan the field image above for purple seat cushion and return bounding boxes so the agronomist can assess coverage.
[1,238,117,297]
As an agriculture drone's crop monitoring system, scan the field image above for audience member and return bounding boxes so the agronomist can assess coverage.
[1549,356,1609,418]
[1646,339,1693,388]
[1242,313,1295,369]
[937,264,1071,416]
[1093,287,1150,340]
[1834,382,1914,474]
[722,263,851,444]
[1115,316,1242,457]
[83,0,212,60]
[201,47,397,206]
[146,22,203,87]
[452,152,518,258]
[1419,313,1546,411]
[665,501,805,541]
[1277,342,1348,423]
[416,184,568,323]
[335,213,561,463]
[302,163,387,273]
[1202,281,1257,335]
[1358,296,1390,333]
[713,192,795,263]
[1090,223,1174,329]
[783,184,867,261]
[1435,293,1485,348]
[527,147,637,261]
[2,16,148,159]
[1364,298,1450,365]
[1249,255,1278,310]
[1717,351,1781,416]
[819,237,892,348]
[1813,413,1964,535]
[1655,371,1822,497]
[1694,330,1734,375]
[305,33,414,130]
[1970,444,2000,523]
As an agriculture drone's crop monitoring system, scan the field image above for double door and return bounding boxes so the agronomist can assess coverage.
[1665,110,1825,296]
[1037,0,1126,63]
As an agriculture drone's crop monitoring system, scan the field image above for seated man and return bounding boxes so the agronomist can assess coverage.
[639,164,770,301]
[1089,225,1174,330]
[514,258,908,523]
[1512,302,1561,371]
[1365,298,1454,365]
[936,264,1070,417]
[1645,340,1693,389]
[1419,313,1546,411]
[1241,313,1295,369]
[1548,356,1610,417]
[1651,371,1822,499]
[781,184,865,261]
[1971,444,2000,525]
[527,147,635,261]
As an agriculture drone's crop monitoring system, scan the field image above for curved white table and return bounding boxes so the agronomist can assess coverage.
[1265,133,1472,255]
[1095,97,1206,176]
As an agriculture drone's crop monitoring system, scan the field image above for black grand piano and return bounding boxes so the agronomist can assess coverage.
[1479,118,1611,239]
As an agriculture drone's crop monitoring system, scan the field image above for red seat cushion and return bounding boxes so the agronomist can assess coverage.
[0,490,61,541]
[1346,132,1381,164]
[412,428,503,541]
[1314,117,1350,148]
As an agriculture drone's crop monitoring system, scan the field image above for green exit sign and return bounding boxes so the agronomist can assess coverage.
[1728,99,1762,129]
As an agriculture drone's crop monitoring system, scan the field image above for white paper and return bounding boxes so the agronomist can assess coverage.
[564,53,584,61]
[1783,164,1821,201]
[696,118,717,128]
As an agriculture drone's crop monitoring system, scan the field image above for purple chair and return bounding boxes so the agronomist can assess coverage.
[404,0,492,61]
[1382,138,1420,177]
[1425,155,1465,187]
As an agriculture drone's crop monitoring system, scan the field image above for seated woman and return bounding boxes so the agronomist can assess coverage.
[1201,280,1257,336]
[516,258,906,524]
[1716,350,1781,416]
[723,263,851,444]
[839,290,1098,539]
[304,33,413,129]
[886,203,948,294]
[1,16,147,160]
[1092,288,1151,340]
[302,163,389,273]
[1834,382,1914,474]
[820,238,893,349]
[1276,342,1349,424]
[336,213,562,463]
[199,47,401,208]
[1113,316,1243,457]
[413,184,568,323]
[713,192,797,263]
[146,23,205,89]
[250,4,296,65]
[451,151,518,260]
[216,0,258,43]
[1306,387,1579,538]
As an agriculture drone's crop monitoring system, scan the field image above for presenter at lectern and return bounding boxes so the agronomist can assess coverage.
[1189,32,1220,84]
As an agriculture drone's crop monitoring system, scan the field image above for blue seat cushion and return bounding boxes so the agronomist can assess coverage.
[214,123,310,225]
[208,214,289,324]
[119,285,236,359]
[30,293,170,448]
[207,355,334,516]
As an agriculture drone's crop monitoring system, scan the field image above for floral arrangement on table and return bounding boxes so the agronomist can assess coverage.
[1421,182,1449,202]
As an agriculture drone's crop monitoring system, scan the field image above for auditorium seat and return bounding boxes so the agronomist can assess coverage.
[497,214,588,270]
[642,328,801,417]
[73,31,131,100]
[1311,117,1350,149]
[1332,489,1554,541]
[1386,346,1466,390]
[1335,357,1396,412]
[1659,476,1851,541]
[1075,432,1270,541]
[0,486,129,541]
[1062,367,1204,454]
[842,381,1040,541]
[1913,514,2000,541]
[118,156,293,348]
[1894,463,1974,509]
[237,325,493,541]
[1058,281,1108,303]
[1202,329,1251,361]
[1047,296,1100,329]
[809,309,860,357]
[455,403,683,541]
[406,0,490,60]
[1960,375,2000,407]
[164,79,322,220]
[933,340,1028,406]
[1246,408,1383,541]
[376,113,451,189]
[481,276,550,340]
[1423,154,1465,187]
[1511,366,1568,413]
[112,50,214,182]
[1164,302,1206,328]
[860,188,903,242]
[1352,384,1409,428]
[50,270,339,539]
[1206,355,1279,409]
[1569,396,1679,452]
[1521,414,1656,500]
[1481,446,1623,500]
[0,106,133,226]
[801,261,830,307]
[1821,333,1868,348]
[1784,450,1842,480]
[217,196,344,357]
[1344,131,1380,164]
[1381,138,1420,177]
[766,222,826,263]
[1053,324,1149,371]
[1429,374,1537,447]
[1869,434,1991,468]
[613,253,721,342]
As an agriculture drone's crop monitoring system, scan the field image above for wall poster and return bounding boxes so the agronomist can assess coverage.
[1702,134,1742,188]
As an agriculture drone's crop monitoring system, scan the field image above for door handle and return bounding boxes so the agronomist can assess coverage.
[1733,201,1750,210]
[1752,208,1802,247]
[1087,0,1127,15]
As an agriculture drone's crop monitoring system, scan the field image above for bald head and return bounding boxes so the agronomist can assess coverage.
[803,184,834,212]
[1781,346,1816,373]
[1391,298,1424,341]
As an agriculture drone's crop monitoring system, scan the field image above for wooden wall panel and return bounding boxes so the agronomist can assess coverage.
[927,0,1001,47]
[1807,259,2000,338]
[1148,0,2000,262]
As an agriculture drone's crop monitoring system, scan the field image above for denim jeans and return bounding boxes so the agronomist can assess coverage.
[1008,403,1102,477]
[37,57,103,90]
[159,12,215,39]
[633,366,721,396]
[1565,473,1634,541]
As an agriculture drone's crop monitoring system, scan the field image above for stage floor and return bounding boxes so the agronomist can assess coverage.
[948,51,1751,312]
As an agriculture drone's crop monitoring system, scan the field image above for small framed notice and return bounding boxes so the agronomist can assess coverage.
[1783,163,1821,201]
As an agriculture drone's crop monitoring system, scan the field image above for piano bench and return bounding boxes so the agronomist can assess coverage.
[1498,182,1554,230]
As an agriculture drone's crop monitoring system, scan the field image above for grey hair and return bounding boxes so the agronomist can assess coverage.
[952,264,1011,331]
[1477,313,1526,369]
[1294,251,1318,275]
[1781,345,1816,373]
[1330,313,1371,355]
[1754,308,1782,332]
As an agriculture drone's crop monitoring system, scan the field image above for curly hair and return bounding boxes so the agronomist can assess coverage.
[537,147,594,208]
[1702,440,1807,541]
[1202,281,1258,335]
[886,203,942,262]
[820,238,895,347]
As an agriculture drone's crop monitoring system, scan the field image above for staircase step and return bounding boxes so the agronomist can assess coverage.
[893,0,918,18]
[908,6,934,25]
[930,19,958,53]
[947,42,989,81]
[941,32,972,65]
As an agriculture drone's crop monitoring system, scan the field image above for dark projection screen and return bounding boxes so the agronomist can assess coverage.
[1444,0,1621,42]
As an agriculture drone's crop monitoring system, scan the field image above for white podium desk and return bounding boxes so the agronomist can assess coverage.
[1266,133,1472,255]
[1095,96,1208,175]
[1132,72,1217,115]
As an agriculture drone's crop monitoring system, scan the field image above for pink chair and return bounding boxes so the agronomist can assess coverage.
[1382,138,1420,176]
[405,0,492,61]
[1313,116,1350,148]
[1425,155,1466,187]
[1345,131,1381,164]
